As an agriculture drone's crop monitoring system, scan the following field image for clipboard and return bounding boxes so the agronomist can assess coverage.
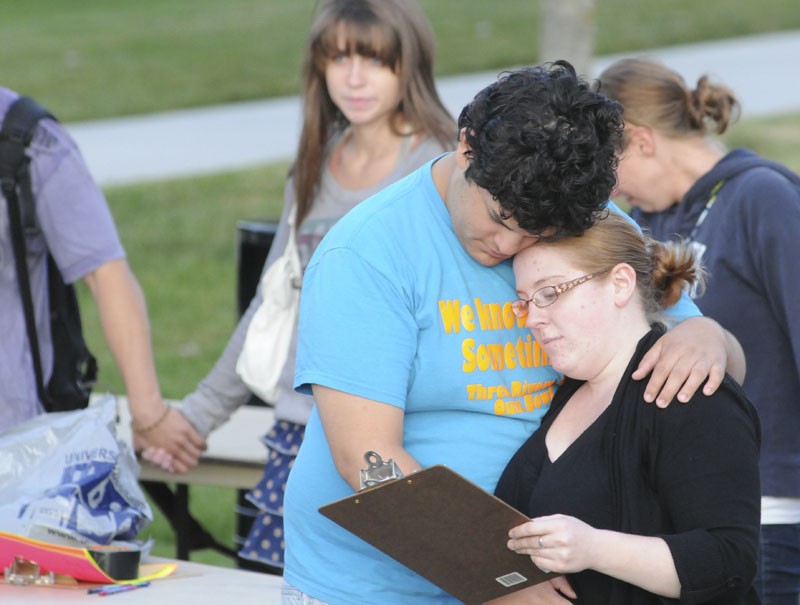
[319,464,555,604]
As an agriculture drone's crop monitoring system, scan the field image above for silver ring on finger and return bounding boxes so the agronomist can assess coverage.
[538,535,544,549]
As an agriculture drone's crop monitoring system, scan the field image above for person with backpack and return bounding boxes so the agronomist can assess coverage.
[598,56,800,605]
[0,87,206,473]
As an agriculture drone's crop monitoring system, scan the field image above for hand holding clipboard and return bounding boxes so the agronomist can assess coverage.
[319,452,558,605]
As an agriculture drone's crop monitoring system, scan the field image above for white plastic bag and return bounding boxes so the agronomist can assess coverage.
[236,206,301,403]
[0,395,152,548]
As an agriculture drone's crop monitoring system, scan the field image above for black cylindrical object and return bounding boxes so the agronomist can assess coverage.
[234,219,282,575]
[236,219,278,317]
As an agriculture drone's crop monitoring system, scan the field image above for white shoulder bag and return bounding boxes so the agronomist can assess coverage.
[236,206,302,403]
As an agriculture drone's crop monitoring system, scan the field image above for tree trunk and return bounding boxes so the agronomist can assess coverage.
[539,0,597,79]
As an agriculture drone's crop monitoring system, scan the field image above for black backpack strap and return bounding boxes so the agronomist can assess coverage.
[0,96,53,229]
[0,96,56,410]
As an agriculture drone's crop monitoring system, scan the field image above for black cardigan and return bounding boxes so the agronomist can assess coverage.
[496,328,761,604]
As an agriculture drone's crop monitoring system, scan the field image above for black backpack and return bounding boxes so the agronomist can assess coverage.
[0,95,97,413]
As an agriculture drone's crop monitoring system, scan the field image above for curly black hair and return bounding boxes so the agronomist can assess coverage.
[458,61,623,239]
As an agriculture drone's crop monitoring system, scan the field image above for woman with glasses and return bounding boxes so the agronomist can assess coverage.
[493,211,761,604]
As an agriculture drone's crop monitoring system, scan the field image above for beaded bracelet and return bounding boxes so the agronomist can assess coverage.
[131,405,171,434]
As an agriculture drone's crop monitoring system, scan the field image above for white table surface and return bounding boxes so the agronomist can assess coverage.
[0,557,283,604]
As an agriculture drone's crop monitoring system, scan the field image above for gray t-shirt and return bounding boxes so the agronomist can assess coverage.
[0,88,125,431]
[182,133,450,434]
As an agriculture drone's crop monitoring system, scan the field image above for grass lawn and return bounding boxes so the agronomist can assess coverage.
[83,163,289,399]
[2,1,799,121]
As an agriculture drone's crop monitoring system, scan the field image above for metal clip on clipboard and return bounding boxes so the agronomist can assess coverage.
[359,451,404,490]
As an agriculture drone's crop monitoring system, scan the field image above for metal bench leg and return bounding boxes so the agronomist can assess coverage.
[140,480,237,560]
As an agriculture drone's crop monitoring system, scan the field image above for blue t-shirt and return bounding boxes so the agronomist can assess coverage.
[286,158,699,604]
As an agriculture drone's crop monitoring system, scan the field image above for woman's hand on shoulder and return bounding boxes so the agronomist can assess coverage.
[631,317,744,407]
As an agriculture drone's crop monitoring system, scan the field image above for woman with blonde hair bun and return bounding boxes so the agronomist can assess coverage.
[495,211,760,604]
[598,56,800,605]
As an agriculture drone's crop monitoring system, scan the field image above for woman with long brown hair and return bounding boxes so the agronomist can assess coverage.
[148,0,456,572]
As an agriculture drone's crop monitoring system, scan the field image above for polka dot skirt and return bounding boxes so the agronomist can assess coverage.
[238,420,305,568]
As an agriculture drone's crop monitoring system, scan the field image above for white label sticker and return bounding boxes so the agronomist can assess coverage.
[495,571,528,587]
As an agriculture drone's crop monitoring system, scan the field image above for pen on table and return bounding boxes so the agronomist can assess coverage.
[88,581,151,596]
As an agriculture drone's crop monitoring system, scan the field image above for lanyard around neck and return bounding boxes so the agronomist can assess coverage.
[688,179,725,241]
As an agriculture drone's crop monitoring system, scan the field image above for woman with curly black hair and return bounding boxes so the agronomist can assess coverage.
[283,61,745,604]
[458,61,623,240]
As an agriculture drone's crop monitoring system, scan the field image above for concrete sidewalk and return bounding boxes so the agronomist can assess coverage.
[68,30,800,188]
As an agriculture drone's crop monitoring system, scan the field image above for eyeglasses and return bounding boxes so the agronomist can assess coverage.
[511,269,611,318]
